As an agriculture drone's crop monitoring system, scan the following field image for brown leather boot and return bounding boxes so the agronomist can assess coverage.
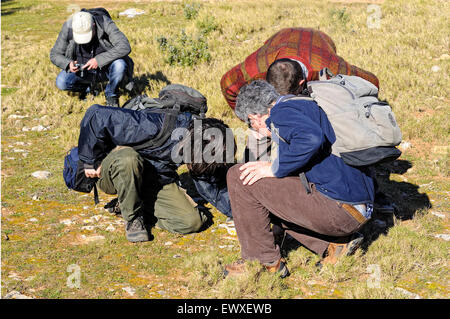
[223,259,247,278]
[263,258,290,278]
[322,233,364,265]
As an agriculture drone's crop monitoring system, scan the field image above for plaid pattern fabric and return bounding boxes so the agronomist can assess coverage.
[220,28,379,110]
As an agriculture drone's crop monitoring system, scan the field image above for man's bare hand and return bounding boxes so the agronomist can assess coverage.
[84,166,101,178]
[239,161,274,185]
[69,61,79,73]
[83,58,98,70]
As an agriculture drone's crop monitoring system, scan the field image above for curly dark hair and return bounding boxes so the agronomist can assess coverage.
[180,118,236,177]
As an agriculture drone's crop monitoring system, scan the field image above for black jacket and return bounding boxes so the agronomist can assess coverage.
[78,104,232,217]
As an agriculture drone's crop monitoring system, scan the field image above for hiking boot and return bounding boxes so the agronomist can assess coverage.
[106,96,120,107]
[223,259,247,278]
[125,215,150,243]
[78,91,88,101]
[321,232,364,265]
[223,258,290,279]
[263,258,290,278]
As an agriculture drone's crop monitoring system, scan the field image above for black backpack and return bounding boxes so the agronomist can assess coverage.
[81,7,112,20]
[122,84,208,151]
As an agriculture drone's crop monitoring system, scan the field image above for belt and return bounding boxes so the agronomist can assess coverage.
[341,203,367,224]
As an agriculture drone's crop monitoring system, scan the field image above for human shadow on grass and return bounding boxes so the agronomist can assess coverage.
[127,71,172,96]
[62,71,172,104]
[359,159,431,251]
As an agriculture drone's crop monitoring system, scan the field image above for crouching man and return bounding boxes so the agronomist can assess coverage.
[77,86,234,242]
[50,9,134,107]
[224,81,374,278]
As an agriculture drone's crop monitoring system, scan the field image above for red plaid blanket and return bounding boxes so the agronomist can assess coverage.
[221,28,379,110]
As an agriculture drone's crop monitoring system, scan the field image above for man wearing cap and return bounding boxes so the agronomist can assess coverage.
[50,9,134,107]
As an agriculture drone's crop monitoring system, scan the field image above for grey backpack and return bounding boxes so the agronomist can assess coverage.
[287,69,402,166]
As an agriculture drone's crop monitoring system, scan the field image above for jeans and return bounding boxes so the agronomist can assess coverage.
[55,59,127,98]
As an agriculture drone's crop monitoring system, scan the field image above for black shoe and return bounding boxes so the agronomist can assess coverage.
[78,91,88,101]
[104,198,120,215]
[125,215,150,242]
[106,96,120,107]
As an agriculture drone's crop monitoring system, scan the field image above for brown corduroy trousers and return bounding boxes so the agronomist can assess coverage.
[227,164,367,264]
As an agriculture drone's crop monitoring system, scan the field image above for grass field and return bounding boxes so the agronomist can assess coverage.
[1,0,449,299]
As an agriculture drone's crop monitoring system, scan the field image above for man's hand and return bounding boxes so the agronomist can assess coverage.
[69,61,79,73]
[239,161,274,186]
[84,166,101,178]
[83,58,98,70]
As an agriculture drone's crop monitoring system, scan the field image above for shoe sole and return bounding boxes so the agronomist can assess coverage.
[126,231,150,243]
[277,263,290,278]
[345,234,364,256]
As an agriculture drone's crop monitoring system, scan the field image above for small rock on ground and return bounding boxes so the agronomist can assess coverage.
[395,287,421,299]
[434,234,450,241]
[31,171,51,179]
[3,291,33,299]
[122,286,136,296]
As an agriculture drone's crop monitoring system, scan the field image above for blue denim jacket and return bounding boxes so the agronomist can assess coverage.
[192,171,232,218]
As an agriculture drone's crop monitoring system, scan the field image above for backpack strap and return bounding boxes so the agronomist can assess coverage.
[127,84,207,151]
[318,67,334,81]
[131,104,180,151]
[280,95,314,103]
[299,172,311,195]
[93,184,99,205]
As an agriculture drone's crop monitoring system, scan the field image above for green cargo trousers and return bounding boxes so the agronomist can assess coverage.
[97,146,207,234]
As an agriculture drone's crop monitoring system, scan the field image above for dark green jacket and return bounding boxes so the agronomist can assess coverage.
[50,13,133,78]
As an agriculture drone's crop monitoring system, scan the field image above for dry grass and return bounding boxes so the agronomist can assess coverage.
[1,0,449,299]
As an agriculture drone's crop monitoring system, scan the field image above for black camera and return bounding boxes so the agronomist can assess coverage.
[75,63,86,78]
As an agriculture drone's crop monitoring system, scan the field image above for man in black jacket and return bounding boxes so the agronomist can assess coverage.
[50,9,134,107]
[77,95,234,242]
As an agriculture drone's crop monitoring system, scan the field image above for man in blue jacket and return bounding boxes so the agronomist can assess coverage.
[224,80,374,278]
[78,102,233,243]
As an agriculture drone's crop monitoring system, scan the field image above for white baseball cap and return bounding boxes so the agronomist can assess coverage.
[72,11,93,44]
